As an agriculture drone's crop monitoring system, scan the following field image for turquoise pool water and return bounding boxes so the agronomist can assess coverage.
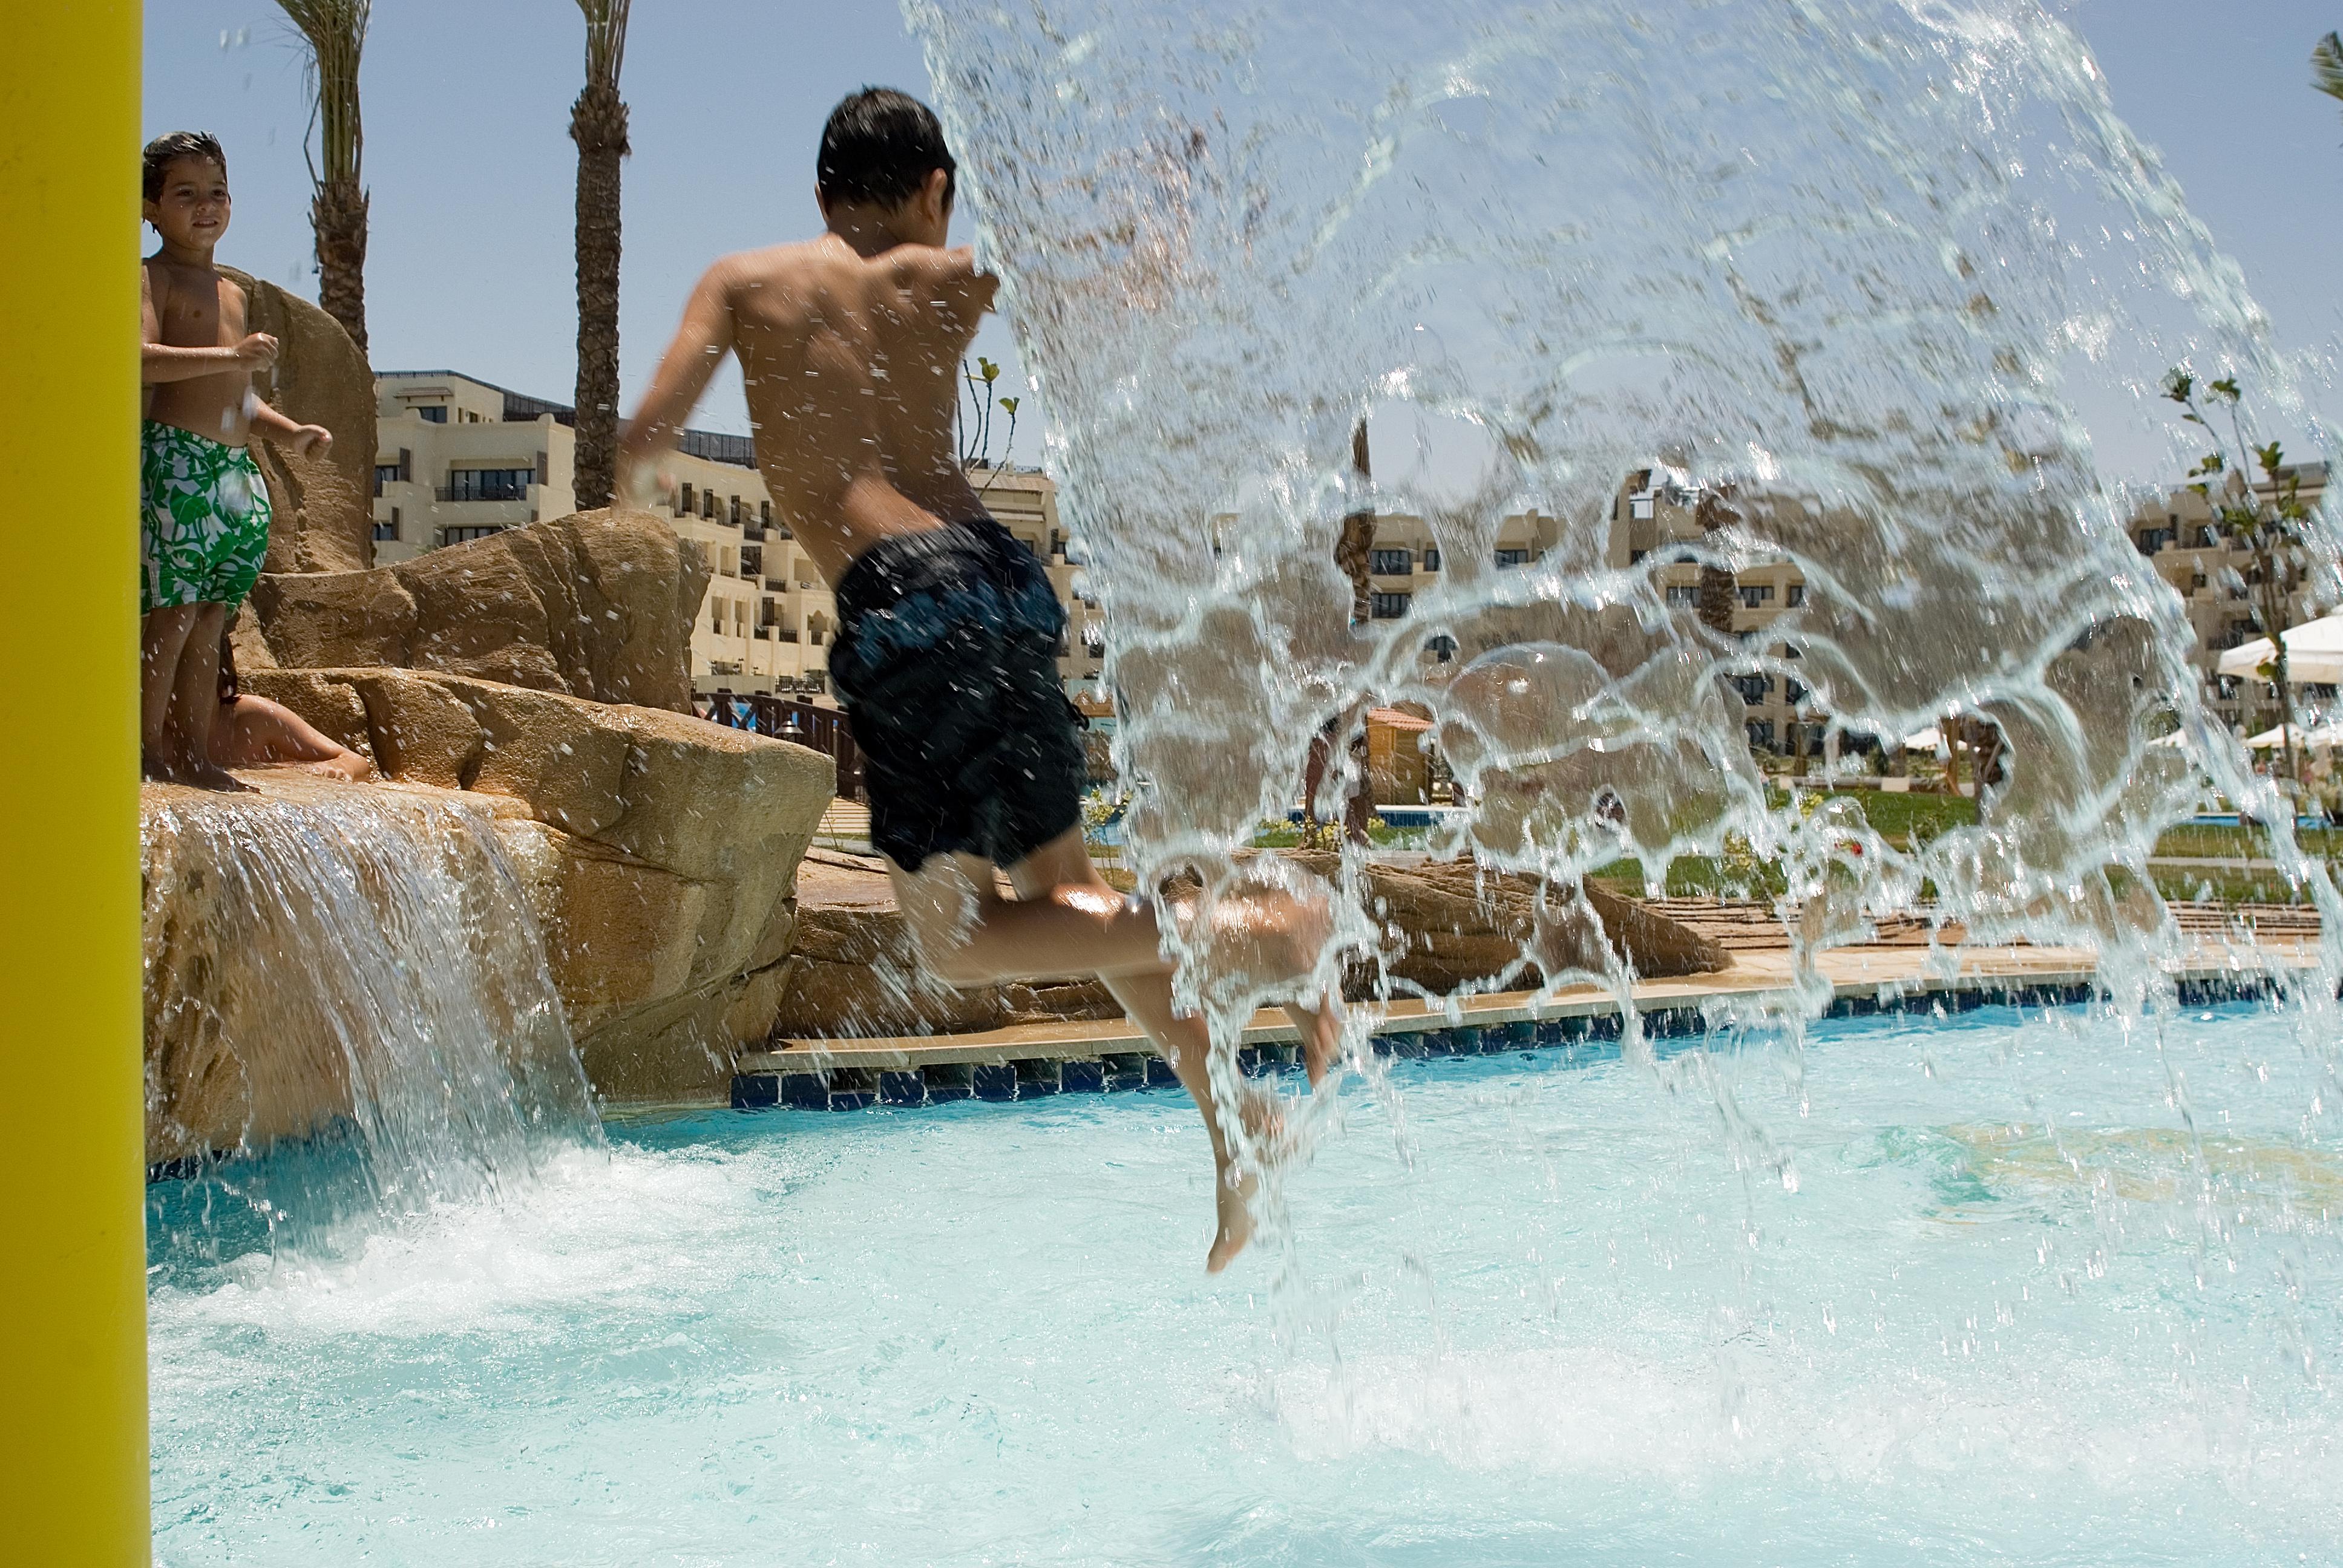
[149,1002,2341,1565]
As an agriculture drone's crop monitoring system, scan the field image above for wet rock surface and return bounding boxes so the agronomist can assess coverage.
[165,669,834,1127]
[246,509,710,711]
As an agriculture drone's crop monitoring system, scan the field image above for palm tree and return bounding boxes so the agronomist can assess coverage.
[276,1,370,353]
[569,0,634,511]
[2315,32,2343,127]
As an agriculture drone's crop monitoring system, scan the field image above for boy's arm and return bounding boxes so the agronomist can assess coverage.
[249,398,333,459]
[140,264,277,384]
[617,260,736,505]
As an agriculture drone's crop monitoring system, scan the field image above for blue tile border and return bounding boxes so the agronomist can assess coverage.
[725,974,2292,1117]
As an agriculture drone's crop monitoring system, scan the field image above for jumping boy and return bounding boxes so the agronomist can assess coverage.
[619,88,1339,1272]
[139,131,332,789]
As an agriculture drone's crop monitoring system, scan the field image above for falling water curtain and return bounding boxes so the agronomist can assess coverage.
[0,4,150,1563]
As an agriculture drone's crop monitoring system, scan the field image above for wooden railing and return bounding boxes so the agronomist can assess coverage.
[693,693,862,799]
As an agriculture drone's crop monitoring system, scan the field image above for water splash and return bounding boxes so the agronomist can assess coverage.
[143,786,600,1264]
[906,0,2338,1060]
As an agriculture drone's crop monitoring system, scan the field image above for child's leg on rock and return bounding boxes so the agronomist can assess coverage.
[166,603,247,791]
[141,604,204,780]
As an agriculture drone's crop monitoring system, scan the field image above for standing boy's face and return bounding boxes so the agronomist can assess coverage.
[145,156,231,253]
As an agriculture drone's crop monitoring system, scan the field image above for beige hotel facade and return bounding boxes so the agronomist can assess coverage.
[371,370,1104,702]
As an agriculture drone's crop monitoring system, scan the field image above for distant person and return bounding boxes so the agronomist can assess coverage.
[620,87,1339,1272]
[210,619,372,782]
[138,131,332,789]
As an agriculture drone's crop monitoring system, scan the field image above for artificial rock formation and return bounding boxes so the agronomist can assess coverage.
[246,509,709,711]
[140,667,833,1158]
[218,267,379,574]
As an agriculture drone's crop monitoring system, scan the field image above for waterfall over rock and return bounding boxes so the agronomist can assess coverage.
[143,779,597,1206]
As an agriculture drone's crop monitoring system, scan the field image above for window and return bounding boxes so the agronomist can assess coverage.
[442,524,506,545]
[1629,494,1655,521]
[1665,584,1698,607]
[2135,527,2174,555]
[1786,677,1808,705]
[1786,583,1806,606]
[1495,548,1530,569]
[1737,584,1774,608]
[1746,719,1776,750]
[1370,591,1412,619]
[1081,623,1106,652]
[1629,548,1648,564]
[373,463,402,495]
[730,495,742,527]
[372,508,400,543]
[761,500,773,529]
[1421,547,1441,572]
[703,489,718,519]
[1423,634,1458,663]
[1734,674,1772,705]
[1371,548,1412,576]
[415,404,448,423]
[446,468,533,502]
[678,482,694,515]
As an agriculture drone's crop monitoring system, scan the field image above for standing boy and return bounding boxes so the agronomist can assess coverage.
[620,88,1339,1272]
[139,131,331,789]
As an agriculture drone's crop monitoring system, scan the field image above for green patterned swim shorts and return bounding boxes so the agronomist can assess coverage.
[140,419,272,615]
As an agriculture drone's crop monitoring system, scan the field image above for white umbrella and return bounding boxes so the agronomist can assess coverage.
[2216,612,2343,684]
[1901,725,1942,752]
[2243,724,2316,750]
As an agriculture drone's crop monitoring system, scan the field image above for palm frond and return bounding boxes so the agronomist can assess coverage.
[2315,31,2343,106]
[275,0,370,184]
[577,0,632,90]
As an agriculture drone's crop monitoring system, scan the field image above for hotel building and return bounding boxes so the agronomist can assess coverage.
[370,370,1105,702]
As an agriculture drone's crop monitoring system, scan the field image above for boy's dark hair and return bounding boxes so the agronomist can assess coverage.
[143,131,228,201]
[818,88,955,210]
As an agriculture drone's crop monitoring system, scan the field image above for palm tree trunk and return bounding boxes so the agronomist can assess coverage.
[310,176,368,354]
[276,1,370,354]
[571,79,629,511]
[1693,486,1738,638]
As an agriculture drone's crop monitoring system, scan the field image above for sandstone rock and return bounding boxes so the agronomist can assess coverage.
[146,667,836,1153]
[247,569,417,668]
[247,509,709,711]
[1283,851,1728,996]
[219,267,378,574]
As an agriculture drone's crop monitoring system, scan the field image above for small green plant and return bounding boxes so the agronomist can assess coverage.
[2315,31,2343,128]
[2160,369,2316,783]
[958,355,1020,473]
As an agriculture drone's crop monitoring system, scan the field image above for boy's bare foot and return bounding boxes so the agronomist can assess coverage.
[182,759,255,793]
[299,753,373,782]
[1206,1163,1256,1273]
[1285,993,1344,1086]
[1202,1082,1300,1272]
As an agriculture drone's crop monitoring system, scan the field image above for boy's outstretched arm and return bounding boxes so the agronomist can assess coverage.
[617,260,736,505]
[250,399,332,458]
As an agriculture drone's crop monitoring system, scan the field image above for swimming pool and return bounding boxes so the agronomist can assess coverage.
[148,1002,2341,1565]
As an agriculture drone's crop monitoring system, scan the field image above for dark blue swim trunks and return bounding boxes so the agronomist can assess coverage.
[829,515,1089,872]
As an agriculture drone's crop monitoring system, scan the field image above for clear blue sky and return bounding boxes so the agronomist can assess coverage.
[142,1,2342,479]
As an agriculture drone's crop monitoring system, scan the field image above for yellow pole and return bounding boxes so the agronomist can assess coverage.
[0,5,151,1563]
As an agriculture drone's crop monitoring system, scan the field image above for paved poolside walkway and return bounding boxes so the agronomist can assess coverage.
[737,929,2321,1105]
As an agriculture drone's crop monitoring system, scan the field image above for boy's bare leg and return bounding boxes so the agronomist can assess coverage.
[891,829,1343,1270]
[140,605,203,780]
[163,603,249,792]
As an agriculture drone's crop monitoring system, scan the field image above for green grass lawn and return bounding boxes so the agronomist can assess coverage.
[1226,789,2333,907]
